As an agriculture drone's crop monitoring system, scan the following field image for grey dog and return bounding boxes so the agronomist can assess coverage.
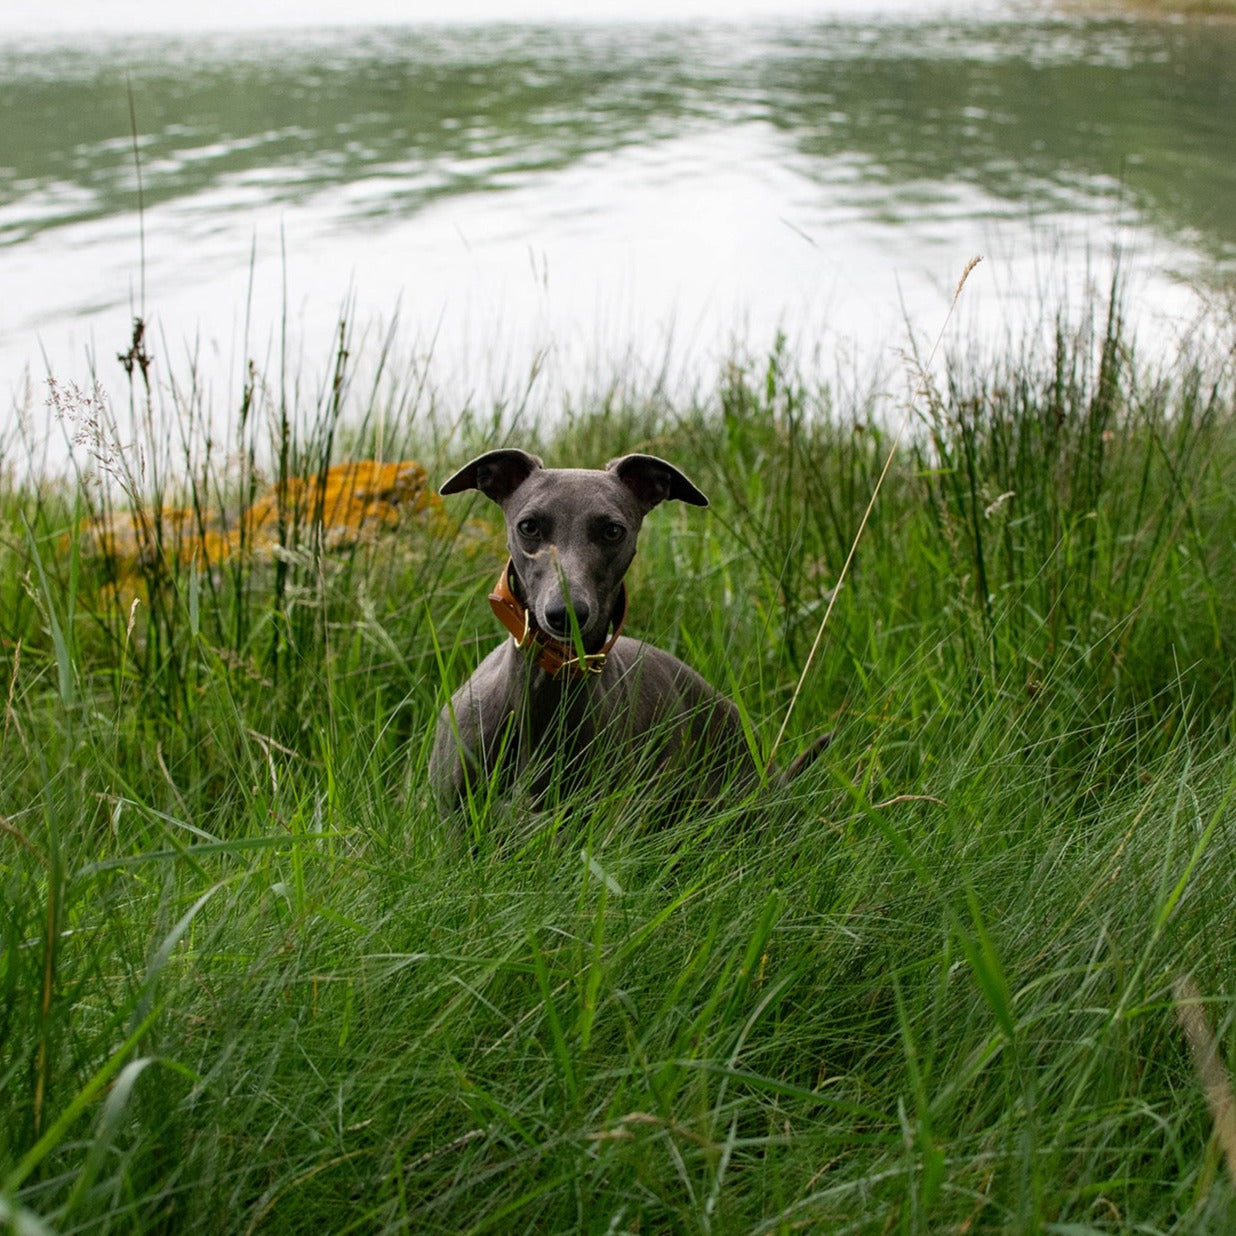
[429,449,823,814]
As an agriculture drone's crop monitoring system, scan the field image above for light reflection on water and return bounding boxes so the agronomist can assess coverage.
[1,12,1234,455]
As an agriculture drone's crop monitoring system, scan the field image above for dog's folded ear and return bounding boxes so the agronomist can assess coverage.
[607,454,709,510]
[440,449,543,504]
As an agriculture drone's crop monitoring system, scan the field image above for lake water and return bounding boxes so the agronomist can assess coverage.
[3,2,1234,456]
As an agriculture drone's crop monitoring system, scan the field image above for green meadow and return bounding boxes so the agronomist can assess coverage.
[2,284,1236,1233]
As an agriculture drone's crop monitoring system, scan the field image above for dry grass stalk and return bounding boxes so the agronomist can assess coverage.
[1173,974,1236,1180]
[767,255,983,768]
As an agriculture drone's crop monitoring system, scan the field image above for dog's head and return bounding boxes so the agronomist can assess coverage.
[440,450,707,651]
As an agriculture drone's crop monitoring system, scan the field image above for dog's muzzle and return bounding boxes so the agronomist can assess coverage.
[487,559,627,678]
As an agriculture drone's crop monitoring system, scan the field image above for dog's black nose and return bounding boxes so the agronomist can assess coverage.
[543,600,590,638]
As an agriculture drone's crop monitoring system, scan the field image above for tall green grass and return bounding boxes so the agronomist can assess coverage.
[2,286,1235,1233]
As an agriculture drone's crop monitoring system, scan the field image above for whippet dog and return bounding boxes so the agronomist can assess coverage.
[429,450,823,814]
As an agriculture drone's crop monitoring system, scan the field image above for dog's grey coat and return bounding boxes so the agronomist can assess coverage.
[429,450,754,812]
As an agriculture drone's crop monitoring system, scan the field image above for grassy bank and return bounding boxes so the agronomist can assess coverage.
[2,289,1236,1233]
[1069,0,1236,17]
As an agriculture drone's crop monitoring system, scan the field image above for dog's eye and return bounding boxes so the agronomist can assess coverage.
[516,518,541,539]
[601,522,626,543]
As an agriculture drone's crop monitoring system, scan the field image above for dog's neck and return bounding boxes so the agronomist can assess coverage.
[487,559,627,678]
